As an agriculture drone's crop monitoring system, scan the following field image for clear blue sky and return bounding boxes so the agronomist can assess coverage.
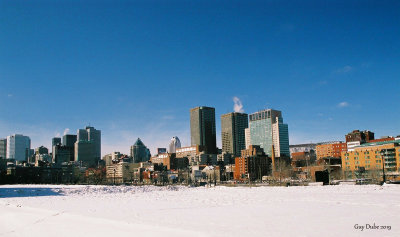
[1,0,399,156]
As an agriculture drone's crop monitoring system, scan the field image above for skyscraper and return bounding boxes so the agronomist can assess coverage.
[86,127,101,159]
[169,136,181,153]
[272,117,290,157]
[190,106,217,154]
[77,129,88,141]
[52,137,61,160]
[249,109,290,157]
[0,139,6,159]
[130,138,151,163]
[6,134,31,161]
[52,137,62,146]
[62,134,77,147]
[62,134,77,162]
[75,126,101,167]
[75,141,95,167]
[221,112,248,157]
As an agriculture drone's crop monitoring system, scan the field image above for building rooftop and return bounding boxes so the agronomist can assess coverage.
[358,140,400,148]
[133,138,145,147]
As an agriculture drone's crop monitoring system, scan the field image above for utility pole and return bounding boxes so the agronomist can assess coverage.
[380,150,386,184]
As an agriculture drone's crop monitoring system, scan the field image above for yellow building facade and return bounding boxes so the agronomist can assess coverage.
[341,141,400,180]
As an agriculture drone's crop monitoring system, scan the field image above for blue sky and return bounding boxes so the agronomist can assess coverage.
[1,0,399,156]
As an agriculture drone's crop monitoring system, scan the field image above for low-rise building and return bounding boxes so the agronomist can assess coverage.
[106,162,141,184]
[341,140,400,181]
[291,151,316,167]
[151,153,177,170]
[316,142,347,159]
[175,145,216,166]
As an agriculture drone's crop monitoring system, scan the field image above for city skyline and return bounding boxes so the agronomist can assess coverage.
[1,104,399,158]
[1,1,399,156]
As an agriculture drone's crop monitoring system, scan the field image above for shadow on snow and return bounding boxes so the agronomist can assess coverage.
[0,187,64,198]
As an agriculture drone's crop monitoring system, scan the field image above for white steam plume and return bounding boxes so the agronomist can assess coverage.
[233,96,244,113]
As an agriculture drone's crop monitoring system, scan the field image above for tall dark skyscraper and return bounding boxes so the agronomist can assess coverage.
[51,137,61,160]
[60,134,77,162]
[190,106,217,154]
[0,139,7,159]
[52,137,62,146]
[221,112,248,157]
[62,134,77,148]
[75,126,101,167]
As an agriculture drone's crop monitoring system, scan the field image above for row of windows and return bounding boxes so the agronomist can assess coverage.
[345,155,383,160]
[346,164,382,170]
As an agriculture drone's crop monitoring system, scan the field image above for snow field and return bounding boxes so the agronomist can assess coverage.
[0,184,399,237]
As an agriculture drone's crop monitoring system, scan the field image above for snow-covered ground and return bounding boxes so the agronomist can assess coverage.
[0,184,399,237]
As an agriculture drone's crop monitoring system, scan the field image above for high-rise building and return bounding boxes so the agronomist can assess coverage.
[221,112,248,157]
[63,134,77,148]
[272,117,290,157]
[53,144,74,165]
[130,138,151,163]
[249,109,289,157]
[75,141,95,167]
[168,136,181,153]
[52,137,61,146]
[190,106,217,154]
[86,126,101,160]
[62,134,77,161]
[0,139,6,159]
[75,126,101,167]
[77,129,88,141]
[52,137,61,159]
[6,134,31,161]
